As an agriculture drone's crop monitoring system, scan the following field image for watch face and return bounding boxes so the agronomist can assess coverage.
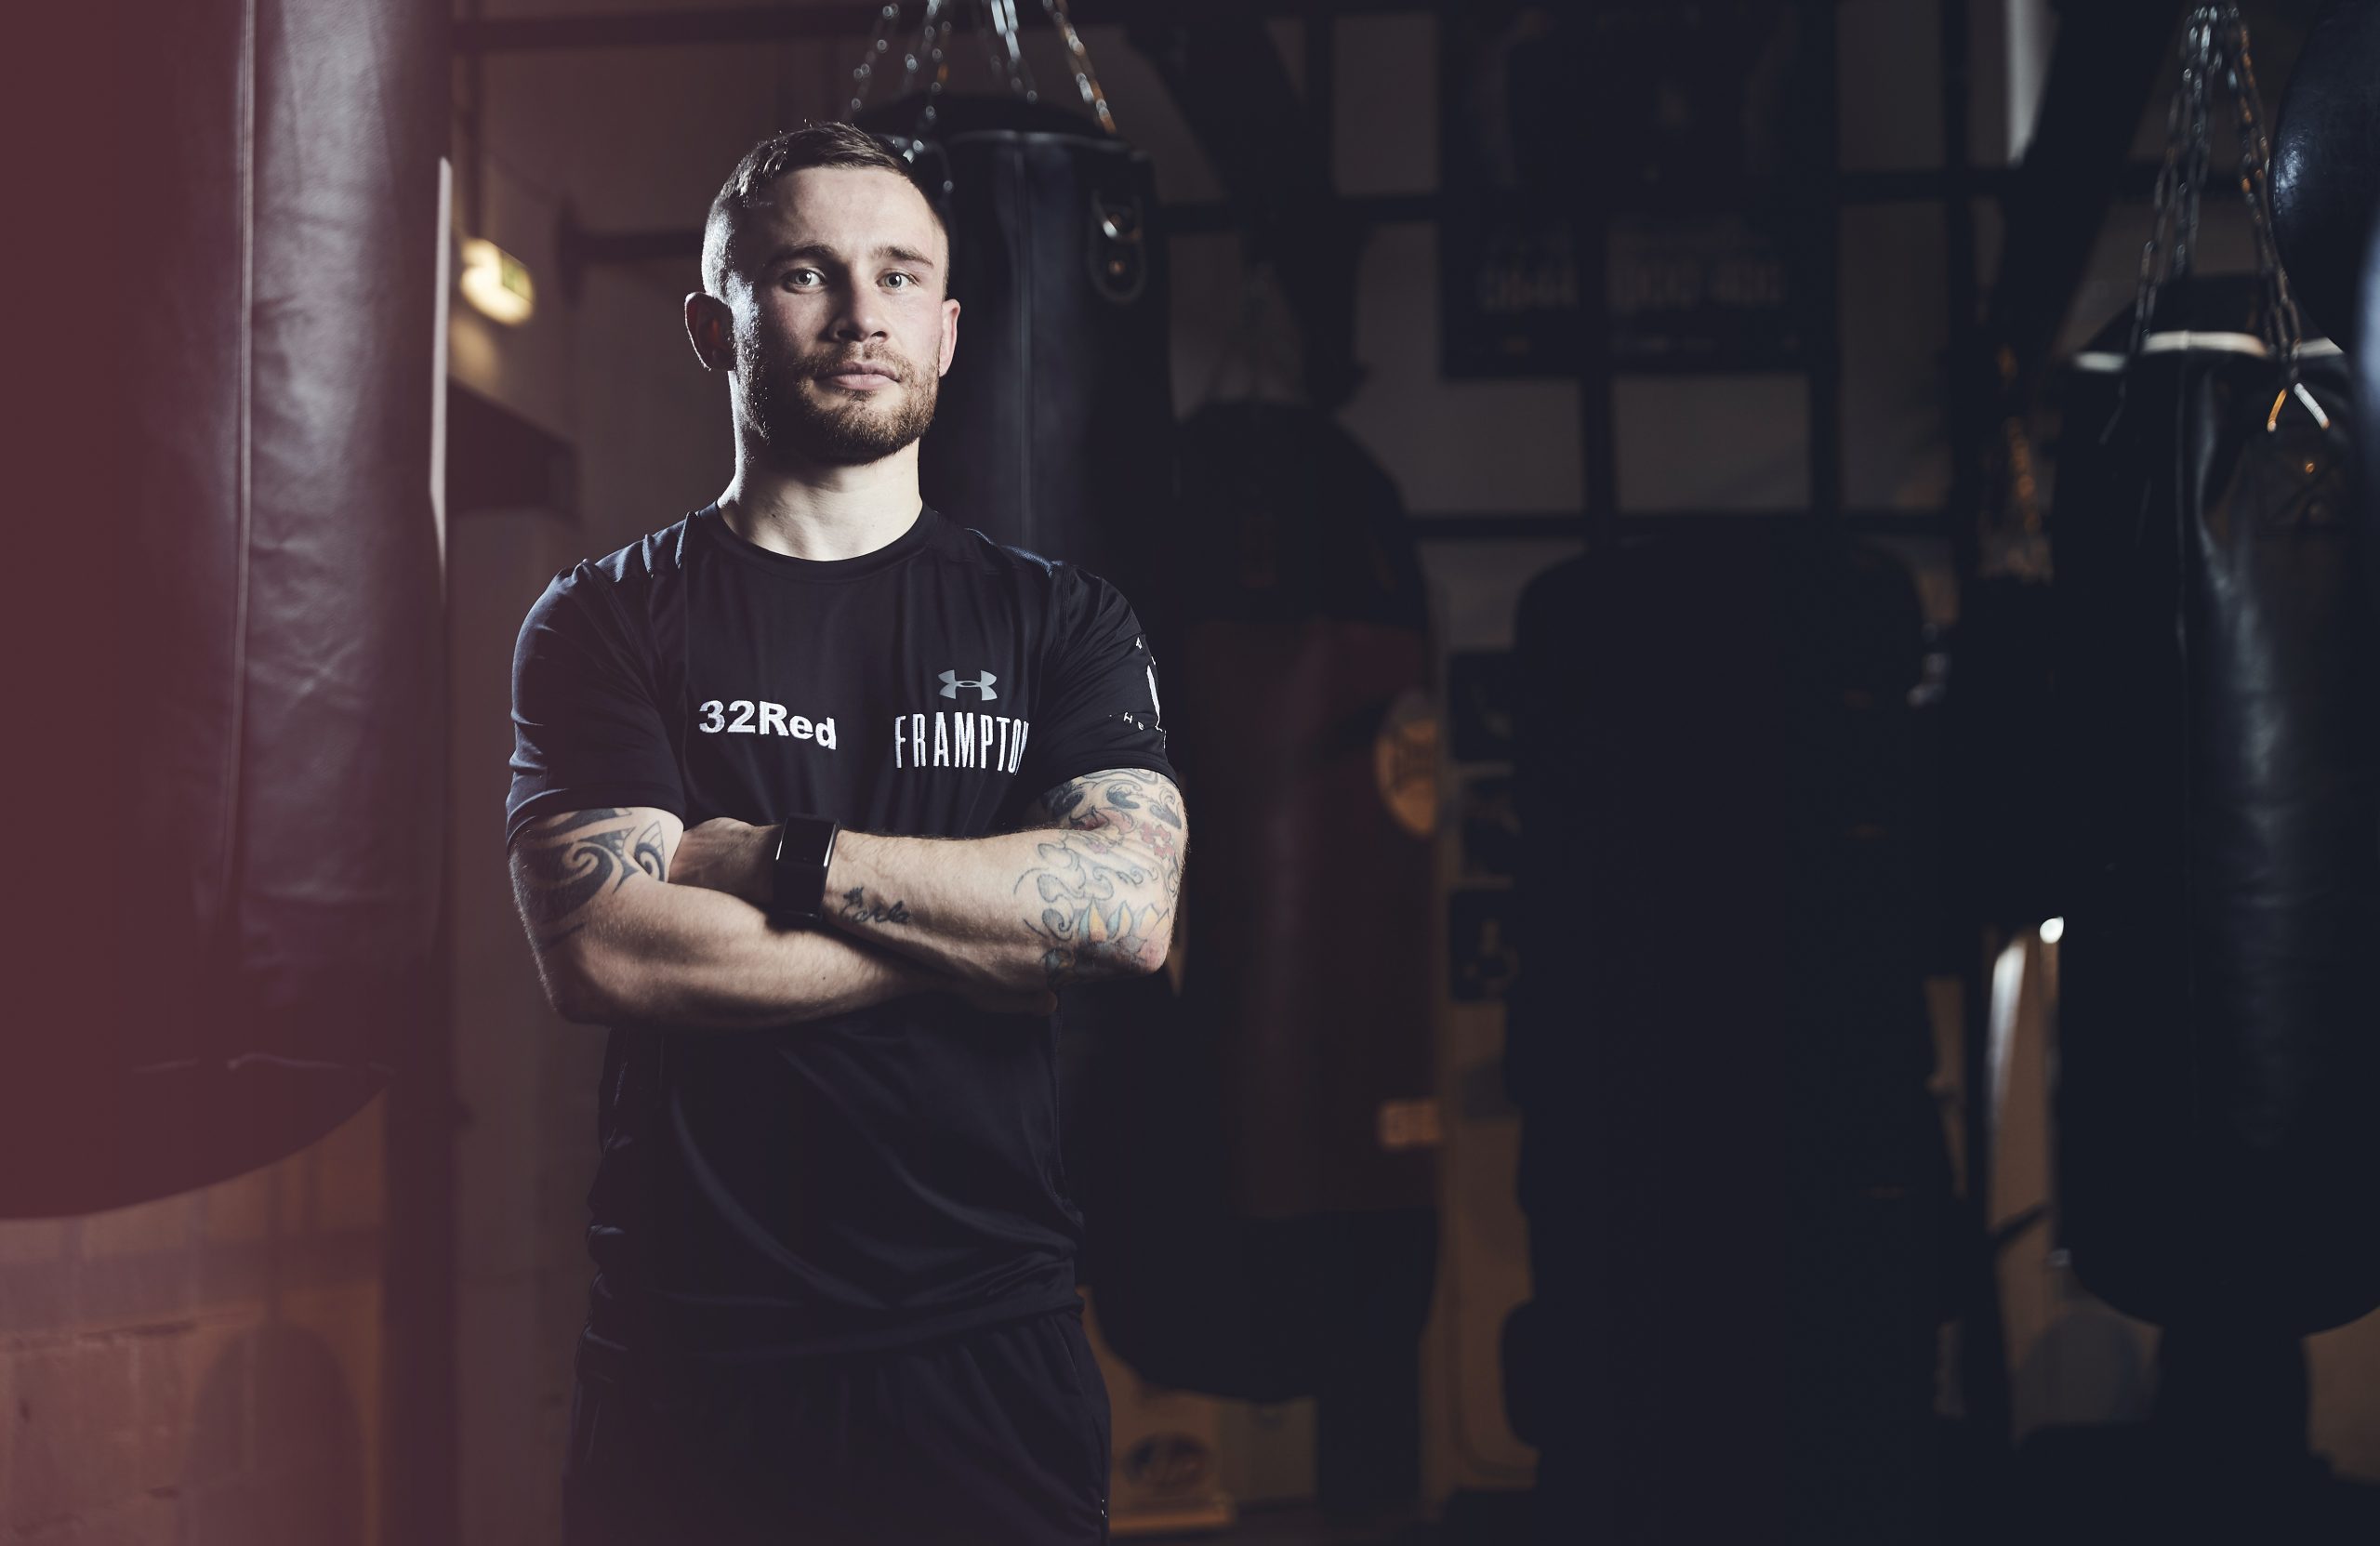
[774,818,836,919]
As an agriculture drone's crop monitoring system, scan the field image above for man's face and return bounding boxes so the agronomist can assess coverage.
[723,165,959,467]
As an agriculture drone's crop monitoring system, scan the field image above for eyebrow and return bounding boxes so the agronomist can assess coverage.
[760,242,940,273]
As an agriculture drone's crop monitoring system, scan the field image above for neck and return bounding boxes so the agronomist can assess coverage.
[715,439,924,562]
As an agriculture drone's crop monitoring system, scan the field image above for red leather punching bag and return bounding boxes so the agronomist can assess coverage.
[1084,403,1439,1415]
[4,0,449,1216]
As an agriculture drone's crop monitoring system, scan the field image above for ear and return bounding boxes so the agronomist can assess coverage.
[937,297,960,377]
[684,291,731,372]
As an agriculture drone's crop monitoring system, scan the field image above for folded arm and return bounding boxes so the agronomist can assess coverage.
[507,806,1051,1029]
[672,767,1188,993]
[837,766,1187,989]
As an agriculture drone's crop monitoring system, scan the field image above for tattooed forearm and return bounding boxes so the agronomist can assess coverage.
[1017,769,1189,987]
[1024,769,1186,902]
[1016,833,1168,987]
[837,887,913,926]
[509,807,669,949]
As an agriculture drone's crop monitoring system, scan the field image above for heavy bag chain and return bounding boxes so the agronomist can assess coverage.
[2124,5,2328,434]
[843,0,1117,183]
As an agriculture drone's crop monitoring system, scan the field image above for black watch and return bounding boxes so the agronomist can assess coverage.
[768,815,840,925]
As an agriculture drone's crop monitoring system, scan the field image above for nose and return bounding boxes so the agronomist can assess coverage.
[828,278,889,344]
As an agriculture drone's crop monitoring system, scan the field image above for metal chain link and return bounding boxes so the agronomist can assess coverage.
[1041,0,1117,135]
[2120,6,2323,431]
[2217,8,2326,430]
[2125,10,2205,363]
[844,2,905,121]
[846,2,1123,133]
[981,0,1042,105]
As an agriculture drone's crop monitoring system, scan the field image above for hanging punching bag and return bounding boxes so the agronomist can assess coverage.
[2050,21,2380,1331]
[1502,532,1946,1543]
[4,0,448,1217]
[855,90,1173,602]
[853,29,1182,1280]
[1083,404,1439,1420]
[2271,0,2380,355]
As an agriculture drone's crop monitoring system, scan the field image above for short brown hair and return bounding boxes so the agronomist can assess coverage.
[701,121,949,299]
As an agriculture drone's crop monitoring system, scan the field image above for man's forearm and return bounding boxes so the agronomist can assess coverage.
[504,803,921,1029]
[820,825,1173,990]
[660,770,1186,993]
[568,878,931,1030]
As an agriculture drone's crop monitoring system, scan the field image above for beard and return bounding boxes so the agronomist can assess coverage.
[735,324,940,468]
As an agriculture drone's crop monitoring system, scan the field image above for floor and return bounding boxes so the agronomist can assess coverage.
[1112,1464,2380,1545]
[1121,1492,1528,1545]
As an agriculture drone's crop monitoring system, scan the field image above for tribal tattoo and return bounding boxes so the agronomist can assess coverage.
[1018,768,1188,986]
[509,807,669,950]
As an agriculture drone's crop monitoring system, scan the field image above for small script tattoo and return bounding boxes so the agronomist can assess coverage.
[838,887,914,926]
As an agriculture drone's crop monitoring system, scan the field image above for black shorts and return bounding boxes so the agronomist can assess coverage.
[561,1303,1112,1546]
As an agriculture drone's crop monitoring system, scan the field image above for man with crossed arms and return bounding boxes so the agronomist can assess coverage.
[507,121,1183,1545]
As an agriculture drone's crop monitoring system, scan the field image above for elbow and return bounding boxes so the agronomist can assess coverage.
[541,964,608,1026]
[1129,888,1176,975]
[538,942,634,1025]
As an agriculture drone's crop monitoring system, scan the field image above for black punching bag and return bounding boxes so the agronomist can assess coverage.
[853,86,1181,1287]
[856,93,1173,600]
[2272,0,2380,355]
[1503,534,1946,1544]
[4,0,449,1216]
[1081,405,1438,1519]
[2051,272,2380,1336]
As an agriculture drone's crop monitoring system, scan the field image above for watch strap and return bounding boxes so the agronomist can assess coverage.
[769,815,840,924]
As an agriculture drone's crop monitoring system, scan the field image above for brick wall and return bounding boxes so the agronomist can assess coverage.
[0,1099,387,1546]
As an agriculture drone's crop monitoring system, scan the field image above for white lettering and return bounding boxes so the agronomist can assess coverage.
[892,715,907,768]
[1009,720,1029,773]
[694,696,834,749]
[955,713,976,768]
[932,714,949,767]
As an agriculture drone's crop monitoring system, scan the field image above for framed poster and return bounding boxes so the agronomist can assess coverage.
[1441,1,1826,378]
[1606,213,1804,371]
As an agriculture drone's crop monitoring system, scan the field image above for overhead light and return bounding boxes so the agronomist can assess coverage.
[2039,917,2065,945]
[459,237,535,325]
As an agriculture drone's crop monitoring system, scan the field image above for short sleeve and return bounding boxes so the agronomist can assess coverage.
[505,566,685,849]
[1017,564,1176,802]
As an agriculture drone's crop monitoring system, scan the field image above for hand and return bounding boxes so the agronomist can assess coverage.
[669,817,776,905]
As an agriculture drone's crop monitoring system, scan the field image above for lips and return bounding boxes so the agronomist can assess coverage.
[815,359,902,388]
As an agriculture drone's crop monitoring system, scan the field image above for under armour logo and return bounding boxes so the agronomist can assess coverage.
[938,669,998,701]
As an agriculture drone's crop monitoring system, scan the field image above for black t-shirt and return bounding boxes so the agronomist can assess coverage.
[506,502,1172,1368]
